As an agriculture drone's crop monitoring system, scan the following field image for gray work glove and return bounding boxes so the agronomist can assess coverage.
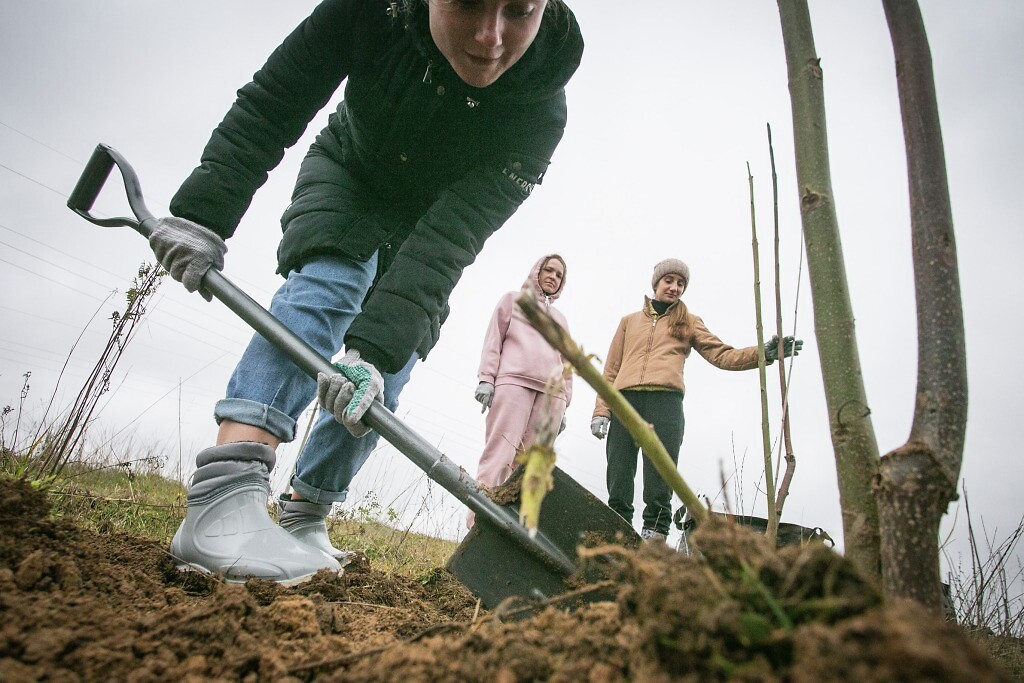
[474,381,494,413]
[764,335,804,364]
[317,349,384,438]
[148,217,227,301]
[558,415,567,435]
[591,416,610,440]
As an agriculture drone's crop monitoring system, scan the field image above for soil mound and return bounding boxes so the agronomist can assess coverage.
[0,477,1011,681]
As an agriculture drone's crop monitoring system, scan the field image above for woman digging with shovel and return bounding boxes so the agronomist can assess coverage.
[590,259,802,543]
[147,0,584,584]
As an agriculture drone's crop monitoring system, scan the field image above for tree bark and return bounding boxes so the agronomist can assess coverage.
[776,0,881,580]
[877,0,966,611]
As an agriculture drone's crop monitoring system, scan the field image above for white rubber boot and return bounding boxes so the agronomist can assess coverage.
[170,443,341,585]
[279,495,355,567]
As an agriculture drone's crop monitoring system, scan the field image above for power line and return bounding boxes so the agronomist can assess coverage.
[0,331,232,372]
[0,127,497,460]
[0,238,116,291]
[0,222,131,281]
[0,298,240,359]
[96,350,242,448]
[0,120,83,165]
[3,261,496,458]
[0,353,227,405]
[0,162,68,199]
[0,233,249,352]
[144,295,252,348]
[1,220,273,337]
[1,136,282,305]
[0,258,112,304]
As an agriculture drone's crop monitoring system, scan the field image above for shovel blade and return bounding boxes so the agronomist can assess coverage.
[447,467,639,609]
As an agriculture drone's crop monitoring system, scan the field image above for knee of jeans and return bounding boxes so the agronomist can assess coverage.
[286,256,376,307]
[215,398,296,443]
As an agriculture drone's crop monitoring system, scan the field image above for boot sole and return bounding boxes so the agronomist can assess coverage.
[172,560,332,587]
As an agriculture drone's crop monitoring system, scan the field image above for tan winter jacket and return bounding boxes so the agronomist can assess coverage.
[593,297,760,418]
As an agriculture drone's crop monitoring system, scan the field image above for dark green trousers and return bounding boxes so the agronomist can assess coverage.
[605,389,684,535]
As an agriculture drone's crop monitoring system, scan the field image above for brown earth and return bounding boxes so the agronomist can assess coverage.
[0,476,1014,682]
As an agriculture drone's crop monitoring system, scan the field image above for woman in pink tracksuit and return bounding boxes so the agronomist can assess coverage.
[469,254,572,525]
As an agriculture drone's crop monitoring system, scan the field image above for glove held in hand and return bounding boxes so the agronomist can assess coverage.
[474,382,495,413]
[149,217,226,301]
[317,349,384,438]
[764,335,804,363]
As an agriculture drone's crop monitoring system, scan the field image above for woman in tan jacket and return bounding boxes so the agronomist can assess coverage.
[590,259,801,541]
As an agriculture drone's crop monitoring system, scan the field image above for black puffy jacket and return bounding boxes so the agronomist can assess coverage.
[170,0,584,373]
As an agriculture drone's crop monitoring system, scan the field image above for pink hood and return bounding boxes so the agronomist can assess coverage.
[477,254,572,403]
[525,254,566,302]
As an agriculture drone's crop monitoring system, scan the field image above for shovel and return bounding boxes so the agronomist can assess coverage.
[67,143,640,609]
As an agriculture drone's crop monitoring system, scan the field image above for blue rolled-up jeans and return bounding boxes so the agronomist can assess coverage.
[214,254,416,504]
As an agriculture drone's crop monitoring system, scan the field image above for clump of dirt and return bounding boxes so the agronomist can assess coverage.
[0,477,1014,682]
[488,464,524,507]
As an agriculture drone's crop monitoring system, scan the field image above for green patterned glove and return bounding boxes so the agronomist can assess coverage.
[317,349,384,438]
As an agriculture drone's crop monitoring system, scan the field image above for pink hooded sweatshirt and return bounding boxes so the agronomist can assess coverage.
[477,255,573,404]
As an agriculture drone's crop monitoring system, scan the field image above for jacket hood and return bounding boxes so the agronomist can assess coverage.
[526,254,566,301]
[400,1,584,103]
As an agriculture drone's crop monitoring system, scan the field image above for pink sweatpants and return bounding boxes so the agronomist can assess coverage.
[468,384,567,528]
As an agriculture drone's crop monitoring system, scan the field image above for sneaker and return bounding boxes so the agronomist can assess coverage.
[640,528,667,543]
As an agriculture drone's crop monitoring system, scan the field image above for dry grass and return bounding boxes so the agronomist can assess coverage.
[325,515,459,577]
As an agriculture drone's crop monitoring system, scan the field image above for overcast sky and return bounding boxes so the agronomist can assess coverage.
[2,1,1021,574]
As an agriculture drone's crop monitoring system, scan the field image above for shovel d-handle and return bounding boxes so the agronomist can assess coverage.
[67,143,578,578]
[67,144,159,236]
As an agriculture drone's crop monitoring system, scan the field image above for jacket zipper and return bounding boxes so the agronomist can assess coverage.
[640,314,658,384]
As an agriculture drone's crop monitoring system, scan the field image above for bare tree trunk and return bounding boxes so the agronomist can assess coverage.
[876,0,966,612]
[776,0,881,580]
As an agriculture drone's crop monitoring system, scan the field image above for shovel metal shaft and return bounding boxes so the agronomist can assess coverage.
[202,270,576,575]
[68,143,577,578]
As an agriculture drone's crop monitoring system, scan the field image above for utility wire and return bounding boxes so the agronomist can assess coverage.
[93,349,233,450]
[0,133,281,305]
[0,221,268,338]
[0,162,68,199]
[0,222,135,281]
[0,352,227,405]
[0,128,494,462]
[0,331,232,371]
[0,120,84,165]
[0,298,240,359]
[0,258,111,304]
[1,301,483,449]
[0,238,116,291]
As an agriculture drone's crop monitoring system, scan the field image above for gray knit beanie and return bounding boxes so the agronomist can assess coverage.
[651,258,690,290]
